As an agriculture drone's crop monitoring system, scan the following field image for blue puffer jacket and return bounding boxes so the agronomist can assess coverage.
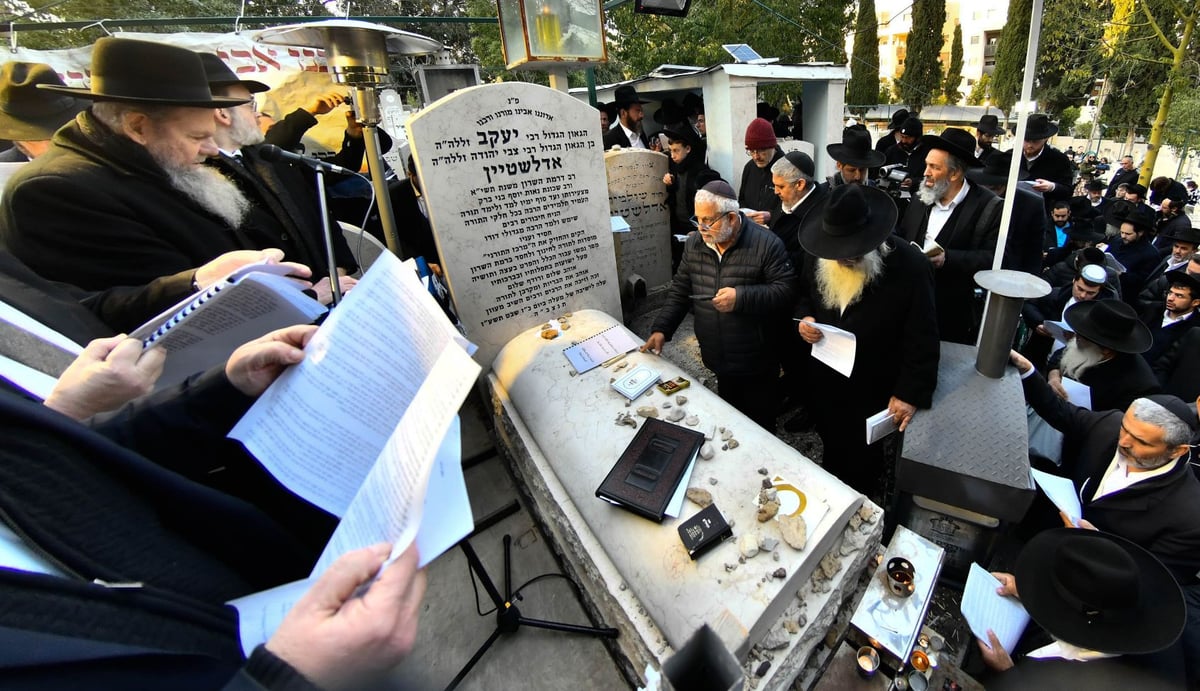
[651,213,796,376]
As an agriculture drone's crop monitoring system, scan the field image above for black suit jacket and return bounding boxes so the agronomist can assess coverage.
[1022,370,1200,585]
[899,182,1003,343]
[602,125,648,151]
[1046,348,1160,412]
[1106,168,1139,198]
[1020,146,1074,212]
[1003,186,1050,274]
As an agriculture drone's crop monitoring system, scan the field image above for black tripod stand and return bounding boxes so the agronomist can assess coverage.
[445,532,620,690]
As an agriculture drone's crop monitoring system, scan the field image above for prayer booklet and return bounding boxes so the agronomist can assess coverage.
[611,363,662,399]
[132,262,326,389]
[596,417,705,522]
[227,252,480,653]
[865,408,899,445]
[562,324,641,374]
[1060,376,1092,410]
[961,562,1030,654]
[794,319,857,378]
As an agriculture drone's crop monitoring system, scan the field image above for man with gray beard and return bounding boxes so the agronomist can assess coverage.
[0,38,316,294]
[793,185,938,498]
[200,53,357,288]
[1045,299,1159,412]
[899,128,1003,345]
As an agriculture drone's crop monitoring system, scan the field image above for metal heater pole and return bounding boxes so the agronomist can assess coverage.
[351,86,402,257]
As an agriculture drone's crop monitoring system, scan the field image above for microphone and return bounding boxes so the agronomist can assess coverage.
[258,144,354,175]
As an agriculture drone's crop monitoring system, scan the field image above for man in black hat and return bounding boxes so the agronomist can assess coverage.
[662,126,712,269]
[973,113,1005,163]
[899,127,1003,344]
[1020,114,1075,215]
[793,185,938,497]
[825,127,883,188]
[1153,196,1191,253]
[1105,202,1160,299]
[882,115,922,167]
[602,85,648,151]
[1139,227,1200,310]
[1020,263,1112,370]
[1042,299,1160,412]
[874,108,909,155]
[973,528,1187,689]
[1106,154,1139,198]
[0,38,311,295]
[641,179,795,430]
[966,149,1049,275]
[200,53,357,299]
[0,61,86,162]
[1139,269,1200,364]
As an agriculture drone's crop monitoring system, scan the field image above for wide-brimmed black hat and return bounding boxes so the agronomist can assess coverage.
[1064,298,1152,353]
[1126,182,1147,199]
[975,113,1005,136]
[661,126,698,148]
[198,52,269,94]
[0,62,86,140]
[682,92,703,115]
[1085,179,1106,192]
[1158,224,1200,246]
[918,127,981,168]
[612,85,645,108]
[1164,269,1200,296]
[1068,196,1095,219]
[966,150,1026,186]
[1105,200,1155,234]
[653,97,686,125]
[1024,113,1059,140]
[40,37,247,108]
[1066,222,1105,244]
[597,101,617,122]
[801,184,898,260]
[827,127,884,168]
[886,108,909,131]
[756,102,780,122]
[1015,529,1183,655]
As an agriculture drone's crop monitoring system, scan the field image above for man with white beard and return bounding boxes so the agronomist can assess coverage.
[0,38,329,295]
[200,53,357,296]
[793,185,938,498]
[899,128,1003,345]
[1046,299,1160,412]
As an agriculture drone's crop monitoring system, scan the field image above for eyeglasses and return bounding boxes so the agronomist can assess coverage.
[746,148,774,157]
[689,213,730,231]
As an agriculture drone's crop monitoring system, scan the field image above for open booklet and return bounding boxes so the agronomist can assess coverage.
[131,262,326,389]
[225,252,481,653]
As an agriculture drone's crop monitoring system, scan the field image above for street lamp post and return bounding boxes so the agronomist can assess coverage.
[495,0,607,92]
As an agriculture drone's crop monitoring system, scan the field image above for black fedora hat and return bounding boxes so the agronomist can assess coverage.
[653,97,686,125]
[0,62,86,140]
[1015,528,1184,655]
[966,150,1026,186]
[681,92,703,115]
[918,127,981,167]
[1164,269,1200,296]
[756,101,780,122]
[40,37,247,108]
[1085,179,1106,192]
[1068,196,1095,218]
[801,184,898,260]
[1066,222,1105,244]
[612,85,645,108]
[661,126,698,149]
[1064,298,1152,353]
[975,113,1005,136]
[597,100,617,122]
[1024,113,1059,140]
[1105,200,1155,234]
[827,127,884,168]
[886,108,909,131]
[1159,224,1200,246]
[198,52,269,94]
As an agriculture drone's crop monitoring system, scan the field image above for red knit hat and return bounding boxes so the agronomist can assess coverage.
[744,118,777,149]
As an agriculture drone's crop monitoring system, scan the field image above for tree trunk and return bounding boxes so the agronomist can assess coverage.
[1141,11,1195,184]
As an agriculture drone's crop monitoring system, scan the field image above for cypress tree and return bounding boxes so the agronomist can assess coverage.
[846,0,881,114]
[990,0,1032,115]
[943,23,963,103]
[897,0,946,113]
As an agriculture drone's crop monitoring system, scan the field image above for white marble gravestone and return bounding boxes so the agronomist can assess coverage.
[605,149,672,291]
[407,83,620,366]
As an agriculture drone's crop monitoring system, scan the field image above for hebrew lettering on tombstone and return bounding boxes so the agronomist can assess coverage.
[408,82,620,367]
[605,149,672,292]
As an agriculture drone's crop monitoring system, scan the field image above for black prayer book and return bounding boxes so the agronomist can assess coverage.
[596,417,705,523]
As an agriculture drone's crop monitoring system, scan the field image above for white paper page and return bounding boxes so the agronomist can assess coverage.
[800,321,856,378]
[563,325,641,374]
[1030,468,1083,526]
[230,252,468,517]
[961,562,1030,654]
[229,578,311,656]
[312,353,479,576]
[0,301,83,356]
[414,416,475,567]
[866,408,899,445]
[0,352,58,400]
[1041,320,1072,354]
[610,215,631,233]
[1061,377,1092,410]
[664,454,698,519]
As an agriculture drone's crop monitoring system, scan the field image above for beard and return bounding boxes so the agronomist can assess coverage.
[814,249,885,313]
[1120,446,1180,471]
[1059,337,1106,380]
[144,137,251,229]
[229,108,265,147]
[917,175,951,206]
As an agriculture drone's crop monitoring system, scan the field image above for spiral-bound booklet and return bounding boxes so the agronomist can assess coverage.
[130,263,326,388]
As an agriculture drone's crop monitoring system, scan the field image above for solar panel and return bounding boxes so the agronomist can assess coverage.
[722,44,763,63]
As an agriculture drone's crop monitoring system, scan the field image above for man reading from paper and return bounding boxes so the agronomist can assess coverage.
[793,185,938,499]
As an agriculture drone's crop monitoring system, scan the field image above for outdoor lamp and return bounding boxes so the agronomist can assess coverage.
[634,0,692,17]
[496,0,607,70]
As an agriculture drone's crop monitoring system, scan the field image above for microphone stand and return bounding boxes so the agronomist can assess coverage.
[312,166,343,306]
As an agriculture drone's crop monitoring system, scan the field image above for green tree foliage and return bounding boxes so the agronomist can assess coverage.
[846,0,880,113]
[990,0,1031,115]
[1034,0,1107,116]
[1098,0,1174,141]
[966,72,991,106]
[896,0,944,113]
[942,22,962,103]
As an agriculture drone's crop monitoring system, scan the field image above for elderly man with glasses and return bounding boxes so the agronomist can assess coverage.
[738,118,784,227]
[641,179,796,430]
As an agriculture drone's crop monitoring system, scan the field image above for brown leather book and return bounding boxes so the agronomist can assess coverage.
[596,418,705,522]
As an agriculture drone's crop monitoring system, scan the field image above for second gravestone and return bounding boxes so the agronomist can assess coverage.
[408,82,620,367]
[605,149,671,294]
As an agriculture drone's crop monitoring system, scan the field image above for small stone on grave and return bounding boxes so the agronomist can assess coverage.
[635,406,658,418]
[699,442,715,460]
[666,408,686,422]
[685,415,699,426]
[686,488,713,508]
[778,514,808,550]
[675,395,688,405]
[738,534,760,558]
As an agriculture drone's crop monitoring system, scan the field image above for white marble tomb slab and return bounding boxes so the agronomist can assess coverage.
[488,309,864,662]
[605,149,672,291]
[407,83,620,368]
